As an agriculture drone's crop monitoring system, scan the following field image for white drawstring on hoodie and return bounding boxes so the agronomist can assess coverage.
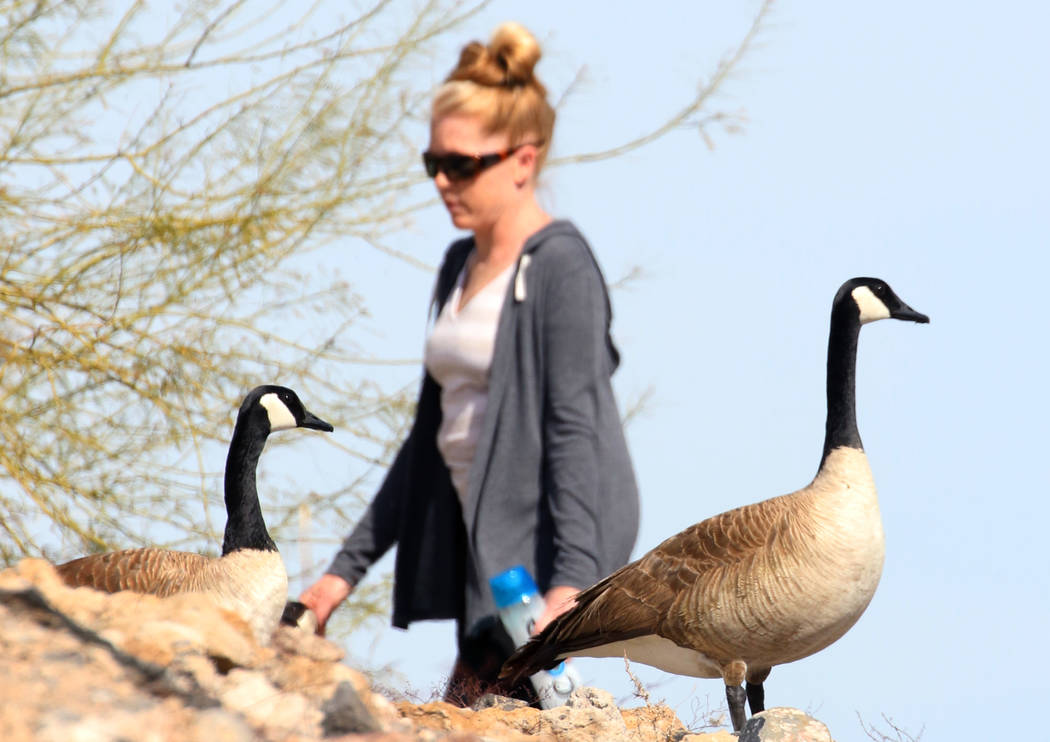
[514,253,531,302]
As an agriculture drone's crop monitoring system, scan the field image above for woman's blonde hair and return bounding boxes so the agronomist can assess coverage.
[433,22,555,171]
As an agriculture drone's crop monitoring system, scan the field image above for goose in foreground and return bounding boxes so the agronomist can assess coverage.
[56,385,333,644]
[500,277,929,731]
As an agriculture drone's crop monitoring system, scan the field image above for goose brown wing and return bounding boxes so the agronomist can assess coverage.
[501,495,787,681]
[55,548,212,596]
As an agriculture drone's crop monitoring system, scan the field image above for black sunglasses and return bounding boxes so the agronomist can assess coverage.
[422,142,541,182]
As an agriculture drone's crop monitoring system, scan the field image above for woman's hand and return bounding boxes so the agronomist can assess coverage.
[534,584,580,634]
[299,574,354,636]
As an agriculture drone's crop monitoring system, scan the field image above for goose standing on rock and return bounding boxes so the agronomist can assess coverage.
[56,385,333,644]
[500,277,929,731]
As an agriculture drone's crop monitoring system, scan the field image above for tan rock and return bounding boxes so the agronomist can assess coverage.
[9,557,68,592]
[272,623,346,662]
[528,687,629,741]
[169,651,225,693]
[218,668,322,737]
[0,559,841,742]
[34,698,255,742]
[740,707,833,741]
[4,559,264,670]
[681,731,738,742]
[400,688,688,742]
[183,708,259,742]
[622,702,690,740]
[398,700,549,741]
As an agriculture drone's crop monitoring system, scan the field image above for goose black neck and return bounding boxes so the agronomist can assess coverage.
[820,300,863,468]
[222,422,277,555]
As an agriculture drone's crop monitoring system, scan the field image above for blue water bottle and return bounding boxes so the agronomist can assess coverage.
[489,565,581,708]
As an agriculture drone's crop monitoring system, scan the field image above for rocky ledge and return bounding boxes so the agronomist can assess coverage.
[0,560,833,741]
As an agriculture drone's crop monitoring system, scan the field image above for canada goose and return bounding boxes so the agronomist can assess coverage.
[500,277,929,732]
[55,385,333,644]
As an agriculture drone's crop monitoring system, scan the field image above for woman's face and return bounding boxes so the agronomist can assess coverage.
[427,114,530,233]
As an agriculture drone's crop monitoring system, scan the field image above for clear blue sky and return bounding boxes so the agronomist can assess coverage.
[311,2,1050,738]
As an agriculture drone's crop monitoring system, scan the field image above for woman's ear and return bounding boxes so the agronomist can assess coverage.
[513,144,538,188]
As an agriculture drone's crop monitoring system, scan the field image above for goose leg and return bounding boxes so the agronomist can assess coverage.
[745,681,764,714]
[746,667,770,715]
[723,660,748,732]
[725,684,747,732]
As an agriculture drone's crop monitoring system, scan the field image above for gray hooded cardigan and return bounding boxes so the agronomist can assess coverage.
[327,220,639,634]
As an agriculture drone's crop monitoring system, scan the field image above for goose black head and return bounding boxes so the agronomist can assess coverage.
[836,277,930,326]
[240,385,335,434]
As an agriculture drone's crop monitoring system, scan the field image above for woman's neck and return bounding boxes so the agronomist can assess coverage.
[473,197,551,263]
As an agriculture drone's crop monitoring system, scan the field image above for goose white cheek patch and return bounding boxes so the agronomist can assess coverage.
[260,393,297,431]
[851,285,891,324]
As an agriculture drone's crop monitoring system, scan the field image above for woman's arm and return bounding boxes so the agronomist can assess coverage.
[540,242,612,593]
[535,584,581,633]
[298,573,354,636]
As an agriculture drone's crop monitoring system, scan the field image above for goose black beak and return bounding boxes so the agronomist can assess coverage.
[300,410,334,432]
[891,302,929,324]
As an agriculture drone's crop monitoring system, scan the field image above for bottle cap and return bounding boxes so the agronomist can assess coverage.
[489,565,539,609]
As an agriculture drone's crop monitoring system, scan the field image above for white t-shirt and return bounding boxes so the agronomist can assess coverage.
[424,257,516,501]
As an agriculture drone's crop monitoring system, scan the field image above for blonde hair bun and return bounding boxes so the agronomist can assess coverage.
[434,22,555,171]
[448,22,543,89]
[488,22,541,86]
